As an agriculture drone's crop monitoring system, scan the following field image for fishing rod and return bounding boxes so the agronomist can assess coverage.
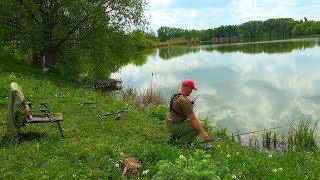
[77,102,97,105]
[195,137,224,145]
[196,122,296,145]
[98,109,128,119]
[234,123,294,137]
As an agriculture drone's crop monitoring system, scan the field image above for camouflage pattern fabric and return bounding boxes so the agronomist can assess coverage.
[6,82,31,139]
[167,120,199,145]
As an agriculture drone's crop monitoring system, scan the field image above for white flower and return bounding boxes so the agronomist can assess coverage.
[268,154,272,158]
[226,154,231,158]
[236,152,239,155]
[272,169,277,173]
[217,144,221,148]
[73,174,76,177]
[232,175,237,179]
[115,163,120,168]
[278,167,283,172]
[179,155,186,160]
[142,169,149,175]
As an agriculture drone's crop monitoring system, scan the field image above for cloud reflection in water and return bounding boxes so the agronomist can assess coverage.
[111,39,320,133]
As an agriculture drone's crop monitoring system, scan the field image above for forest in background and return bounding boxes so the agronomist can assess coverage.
[157,18,320,44]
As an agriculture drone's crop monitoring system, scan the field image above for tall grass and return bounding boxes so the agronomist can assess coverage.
[291,119,318,151]
[210,122,231,142]
[263,131,272,150]
[121,87,166,108]
[120,87,167,121]
[136,88,166,107]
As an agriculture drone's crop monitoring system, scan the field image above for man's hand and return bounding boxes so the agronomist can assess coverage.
[165,116,173,124]
[200,131,210,142]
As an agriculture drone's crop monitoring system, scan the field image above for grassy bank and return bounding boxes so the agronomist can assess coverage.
[1,53,320,179]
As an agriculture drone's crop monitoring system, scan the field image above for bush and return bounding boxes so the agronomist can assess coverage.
[154,150,220,179]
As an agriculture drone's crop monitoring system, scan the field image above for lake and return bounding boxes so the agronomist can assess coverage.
[111,37,320,133]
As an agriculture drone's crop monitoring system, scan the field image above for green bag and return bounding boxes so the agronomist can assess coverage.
[6,82,31,139]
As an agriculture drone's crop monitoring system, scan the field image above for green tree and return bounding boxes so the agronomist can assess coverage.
[155,18,316,45]
[157,27,186,42]
[262,18,301,37]
[0,0,147,71]
[210,25,239,38]
[238,21,263,38]
[292,21,320,36]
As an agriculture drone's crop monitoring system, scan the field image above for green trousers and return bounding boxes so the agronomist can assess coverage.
[167,120,199,144]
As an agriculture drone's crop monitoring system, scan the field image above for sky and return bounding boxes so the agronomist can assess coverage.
[145,0,320,32]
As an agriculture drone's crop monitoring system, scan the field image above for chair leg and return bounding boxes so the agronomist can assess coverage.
[56,122,64,138]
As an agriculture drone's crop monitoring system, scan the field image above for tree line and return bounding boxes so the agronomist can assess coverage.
[157,18,320,42]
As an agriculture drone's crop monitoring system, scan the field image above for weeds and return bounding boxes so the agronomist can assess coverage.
[136,88,165,107]
[211,123,230,141]
[245,118,319,152]
[263,131,272,150]
[121,87,165,108]
[201,118,214,133]
[291,119,318,151]
[272,132,278,149]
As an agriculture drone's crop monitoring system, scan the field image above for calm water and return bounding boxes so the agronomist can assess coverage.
[111,38,320,133]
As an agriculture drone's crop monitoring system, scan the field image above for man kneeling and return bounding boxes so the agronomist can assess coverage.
[166,79,210,147]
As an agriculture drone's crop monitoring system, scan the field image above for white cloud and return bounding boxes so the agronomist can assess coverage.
[190,9,198,19]
[147,8,204,31]
[145,0,320,31]
[198,86,217,96]
[148,0,171,9]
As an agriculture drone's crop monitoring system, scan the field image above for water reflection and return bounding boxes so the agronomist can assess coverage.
[159,38,320,60]
[112,38,320,133]
[159,46,200,60]
[130,49,157,66]
[212,38,320,54]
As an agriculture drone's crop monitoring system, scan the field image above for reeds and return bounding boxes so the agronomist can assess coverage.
[121,87,166,108]
[291,119,318,151]
[262,131,272,150]
[137,88,165,107]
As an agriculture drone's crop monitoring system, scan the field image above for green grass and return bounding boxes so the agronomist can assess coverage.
[1,52,320,179]
[292,119,318,151]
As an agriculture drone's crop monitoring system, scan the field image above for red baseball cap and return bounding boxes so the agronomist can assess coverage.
[182,79,197,90]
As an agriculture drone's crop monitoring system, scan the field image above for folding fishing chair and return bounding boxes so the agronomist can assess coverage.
[6,82,64,139]
[28,102,64,138]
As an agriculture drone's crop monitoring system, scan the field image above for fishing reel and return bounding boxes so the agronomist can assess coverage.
[190,94,198,108]
[191,100,195,107]
[115,113,122,120]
